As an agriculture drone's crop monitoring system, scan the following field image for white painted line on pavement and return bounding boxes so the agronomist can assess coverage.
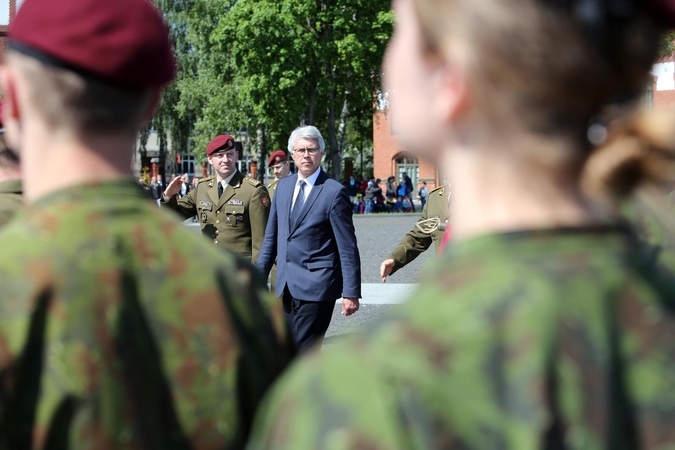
[339,283,416,305]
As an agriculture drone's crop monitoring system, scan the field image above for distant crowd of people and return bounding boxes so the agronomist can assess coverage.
[344,172,428,213]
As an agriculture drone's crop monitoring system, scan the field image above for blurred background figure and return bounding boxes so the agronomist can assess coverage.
[267,149,292,201]
[248,0,675,447]
[0,100,22,228]
[179,173,190,197]
[418,180,428,209]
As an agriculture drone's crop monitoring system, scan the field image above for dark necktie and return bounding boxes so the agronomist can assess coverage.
[289,180,306,230]
[218,181,224,198]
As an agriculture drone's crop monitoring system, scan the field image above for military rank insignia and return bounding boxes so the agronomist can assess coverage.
[201,212,207,221]
[261,194,271,208]
[227,199,244,206]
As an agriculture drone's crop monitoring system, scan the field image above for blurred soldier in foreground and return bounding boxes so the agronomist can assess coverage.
[267,149,292,201]
[248,0,675,447]
[380,183,450,282]
[0,101,22,228]
[0,0,292,447]
[163,134,270,263]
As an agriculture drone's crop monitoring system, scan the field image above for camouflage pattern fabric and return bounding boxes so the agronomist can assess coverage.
[0,180,294,450]
[0,178,22,228]
[248,226,675,449]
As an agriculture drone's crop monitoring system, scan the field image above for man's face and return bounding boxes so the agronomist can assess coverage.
[292,138,322,178]
[208,148,238,179]
[272,160,290,179]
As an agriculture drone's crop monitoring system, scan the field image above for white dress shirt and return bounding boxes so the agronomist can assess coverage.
[219,171,237,192]
[291,168,321,209]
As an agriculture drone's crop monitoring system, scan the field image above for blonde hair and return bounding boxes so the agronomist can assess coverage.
[411,0,673,205]
[8,51,153,137]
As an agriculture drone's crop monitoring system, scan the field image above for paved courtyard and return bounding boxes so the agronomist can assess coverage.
[326,213,433,342]
[186,212,434,343]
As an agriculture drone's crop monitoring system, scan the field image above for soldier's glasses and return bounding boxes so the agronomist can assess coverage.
[294,147,320,155]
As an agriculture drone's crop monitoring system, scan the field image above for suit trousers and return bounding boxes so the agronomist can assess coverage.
[283,287,335,352]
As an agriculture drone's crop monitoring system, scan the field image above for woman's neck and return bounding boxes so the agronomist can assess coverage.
[443,137,596,241]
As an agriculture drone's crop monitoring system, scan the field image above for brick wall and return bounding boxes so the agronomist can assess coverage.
[0,0,17,72]
[372,108,441,194]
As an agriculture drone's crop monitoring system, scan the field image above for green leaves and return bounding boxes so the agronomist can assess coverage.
[153,0,392,177]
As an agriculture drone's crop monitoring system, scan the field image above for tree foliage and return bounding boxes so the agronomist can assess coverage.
[151,0,393,181]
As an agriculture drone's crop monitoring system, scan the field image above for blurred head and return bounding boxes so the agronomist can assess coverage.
[1,0,174,157]
[288,126,324,178]
[386,0,666,203]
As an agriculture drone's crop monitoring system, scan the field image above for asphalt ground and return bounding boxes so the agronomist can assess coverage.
[184,212,434,342]
[324,213,432,342]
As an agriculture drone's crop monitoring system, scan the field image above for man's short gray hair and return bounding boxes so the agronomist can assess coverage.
[287,126,325,155]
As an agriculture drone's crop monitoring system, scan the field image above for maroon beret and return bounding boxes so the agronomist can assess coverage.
[268,150,288,166]
[207,135,236,156]
[8,0,175,89]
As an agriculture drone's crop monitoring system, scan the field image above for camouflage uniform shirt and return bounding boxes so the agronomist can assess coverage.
[249,226,675,449]
[0,178,22,228]
[0,180,293,450]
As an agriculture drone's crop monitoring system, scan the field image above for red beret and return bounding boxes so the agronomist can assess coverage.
[268,150,288,166]
[8,0,175,89]
[207,135,236,156]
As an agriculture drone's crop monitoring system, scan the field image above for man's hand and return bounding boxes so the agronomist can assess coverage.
[163,176,184,199]
[380,258,395,283]
[341,298,359,316]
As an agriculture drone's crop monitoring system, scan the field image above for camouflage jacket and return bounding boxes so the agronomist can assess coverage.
[248,226,675,449]
[0,180,294,450]
[0,178,23,228]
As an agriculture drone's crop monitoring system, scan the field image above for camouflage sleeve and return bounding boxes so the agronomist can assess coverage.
[162,185,198,220]
[248,185,270,265]
[216,257,295,444]
[388,201,433,276]
[246,347,405,450]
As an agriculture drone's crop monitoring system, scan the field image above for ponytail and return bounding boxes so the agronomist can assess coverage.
[580,107,675,204]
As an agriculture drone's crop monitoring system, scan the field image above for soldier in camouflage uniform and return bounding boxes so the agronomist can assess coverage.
[380,183,449,281]
[0,0,293,448]
[247,0,675,447]
[0,100,23,228]
[163,134,270,264]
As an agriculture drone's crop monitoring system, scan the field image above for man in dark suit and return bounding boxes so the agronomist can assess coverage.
[257,126,361,351]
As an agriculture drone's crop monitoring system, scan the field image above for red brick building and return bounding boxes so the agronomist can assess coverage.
[372,102,442,197]
[0,0,19,62]
[652,54,675,107]
[374,51,675,197]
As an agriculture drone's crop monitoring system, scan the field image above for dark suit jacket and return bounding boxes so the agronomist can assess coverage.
[257,169,361,302]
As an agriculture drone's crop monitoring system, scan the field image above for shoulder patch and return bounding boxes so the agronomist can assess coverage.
[199,176,215,184]
[244,177,262,187]
[261,193,271,208]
